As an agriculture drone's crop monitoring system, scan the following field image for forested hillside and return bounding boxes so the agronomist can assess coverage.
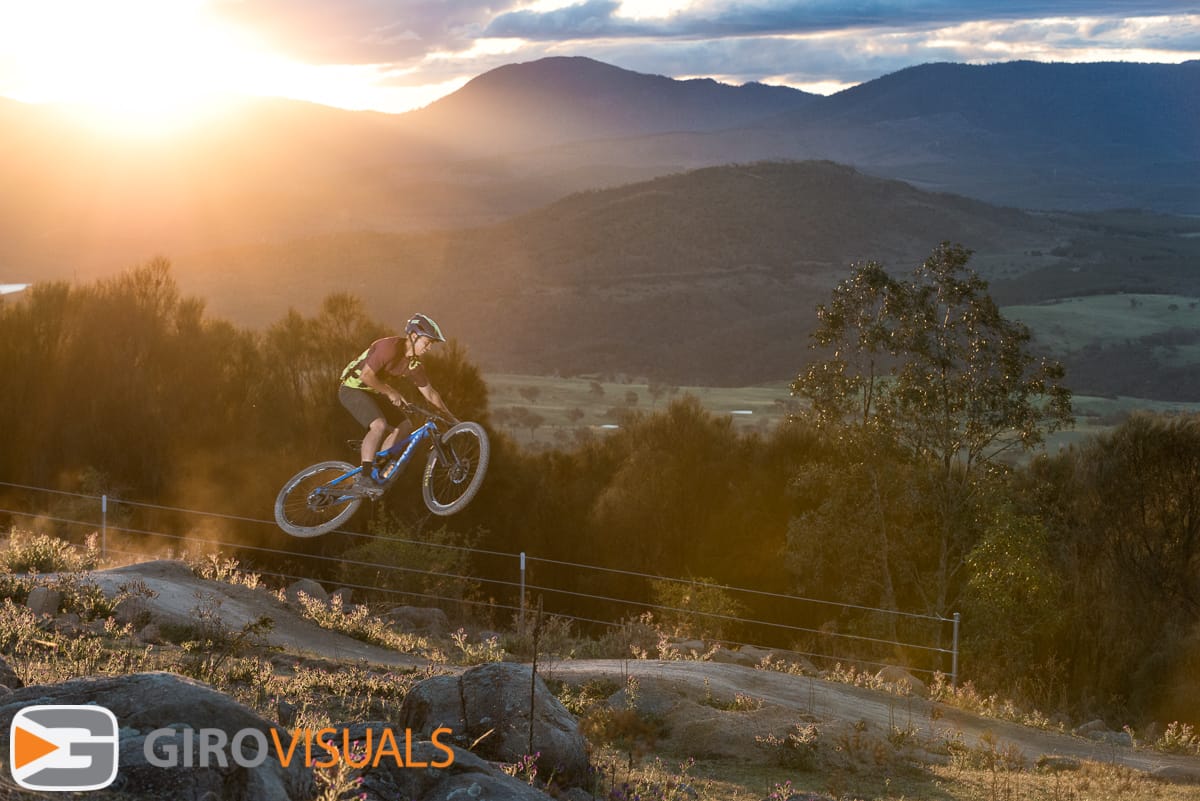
[2,261,1198,727]
[169,162,1200,392]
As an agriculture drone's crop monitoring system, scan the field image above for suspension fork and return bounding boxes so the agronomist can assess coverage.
[422,421,455,465]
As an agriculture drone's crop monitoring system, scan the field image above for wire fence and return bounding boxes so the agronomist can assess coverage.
[0,480,960,684]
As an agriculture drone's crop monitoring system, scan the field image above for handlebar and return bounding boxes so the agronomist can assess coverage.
[401,401,457,427]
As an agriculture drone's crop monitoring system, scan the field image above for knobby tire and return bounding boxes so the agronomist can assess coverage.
[422,422,490,516]
[274,460,361,537]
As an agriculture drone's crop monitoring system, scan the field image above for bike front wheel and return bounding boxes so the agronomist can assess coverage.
[422,422,490,516]
[275,460,362,537]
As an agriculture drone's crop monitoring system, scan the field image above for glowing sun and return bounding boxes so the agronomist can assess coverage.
[0,0,271,134]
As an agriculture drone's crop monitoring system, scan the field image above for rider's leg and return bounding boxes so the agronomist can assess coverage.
[360,417,391,470]
[340,386,393,486]
[379,419,414,454]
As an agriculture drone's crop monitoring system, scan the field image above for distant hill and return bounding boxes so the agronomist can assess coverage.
[2,57,1197,285]
[495,60,1200,214]
[769,60,1200,211]
[172,161,1200,386]
[400,56,817,156]
[0,57,816,279]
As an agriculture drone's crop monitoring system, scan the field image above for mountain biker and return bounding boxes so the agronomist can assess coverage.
[339,313,457,496]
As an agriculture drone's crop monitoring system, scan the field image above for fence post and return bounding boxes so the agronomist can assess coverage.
[951,612,961,688]
[519,552,526,633]
[101,495,108,562]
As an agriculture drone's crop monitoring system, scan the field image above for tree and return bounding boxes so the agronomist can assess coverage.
[506,406,545,441]
[790,243,1073,616]
[794,243,1073,472]
[1014,413,1200,719]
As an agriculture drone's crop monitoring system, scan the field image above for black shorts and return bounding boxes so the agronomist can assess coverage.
[339,385,409,430]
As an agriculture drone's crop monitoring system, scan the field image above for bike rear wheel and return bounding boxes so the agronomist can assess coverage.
[422,422,490,516]
[275,460,361,537]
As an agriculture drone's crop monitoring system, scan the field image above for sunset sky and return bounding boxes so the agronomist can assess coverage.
[0,1,1196,130]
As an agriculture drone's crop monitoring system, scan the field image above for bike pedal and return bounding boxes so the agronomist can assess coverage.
[350,479,385,499]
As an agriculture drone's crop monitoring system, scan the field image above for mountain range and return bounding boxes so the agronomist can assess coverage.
[2,56,1197,276]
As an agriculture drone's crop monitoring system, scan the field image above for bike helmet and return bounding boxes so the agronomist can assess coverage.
[405,313,446,342]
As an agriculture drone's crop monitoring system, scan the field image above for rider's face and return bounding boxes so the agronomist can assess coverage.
[413,335,436,356]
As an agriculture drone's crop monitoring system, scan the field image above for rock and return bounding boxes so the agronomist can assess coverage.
[875,666,929,697]
[330,587,354,607]
[1074,719,1108,737]
[276,699,298,728]
[363,743,555,801]
[560,789,595,801]
[26,586,62,616]
[285,578,328,606]
[0,655,23,690]
[710,647,759,667]
[0,672,313,801]
[53,611,84,637]
[387,605,450,636]
[115,594,154,628]
[1090,730,1134,747]
[673,639,707,655]
[137,623,163,644]
[737,644,774,665]
[716,646,820,675]
[1151,765,1200,784]
[1037,754,1082,772]
[400,663,588,786]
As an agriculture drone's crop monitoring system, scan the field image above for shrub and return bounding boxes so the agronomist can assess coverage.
[1,530,99,574]
[649,576,745,641]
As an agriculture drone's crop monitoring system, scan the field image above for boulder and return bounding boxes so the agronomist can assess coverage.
[672,639,707,655]
[53,611,85,637]
[0,672,313,801]
[710,647,759,668]
[137,623,163,644]
[286,578,328,606]
[1036,754,1082,773]
[1091,729,1134,747]
[1073,719,1107,737]
[400,663,588,786]
[0,655,22,690]
[363,741,555,801]
[387,606,450,636]
[875,666,929,697]
[26,585,61,616]
[737,644,774,664]
[1151,765,1200,784]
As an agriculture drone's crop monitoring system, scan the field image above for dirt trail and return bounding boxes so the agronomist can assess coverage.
[87,560,425,668]
[541,659,1200,778]
[83,562,1200,781]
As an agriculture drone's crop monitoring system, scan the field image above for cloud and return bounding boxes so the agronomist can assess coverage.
[198,1,1200,112]
[211,0,513,64]
[484,0,1198,41]
[501,12,1200,94]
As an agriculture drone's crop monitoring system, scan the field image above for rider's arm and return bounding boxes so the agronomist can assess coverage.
[418,384,456,422]
[360,364,406,406]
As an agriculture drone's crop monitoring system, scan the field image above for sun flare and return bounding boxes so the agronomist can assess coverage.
[0,0,270,135]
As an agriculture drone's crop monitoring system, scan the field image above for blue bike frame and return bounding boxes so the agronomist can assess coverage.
[319,419,442,500]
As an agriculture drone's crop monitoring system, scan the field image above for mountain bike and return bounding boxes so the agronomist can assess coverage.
[274,403,489,537]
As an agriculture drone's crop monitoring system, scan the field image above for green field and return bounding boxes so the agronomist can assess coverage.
[484,373,796,446]
[1004,293,1200,358]
[485,372,1200,455]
